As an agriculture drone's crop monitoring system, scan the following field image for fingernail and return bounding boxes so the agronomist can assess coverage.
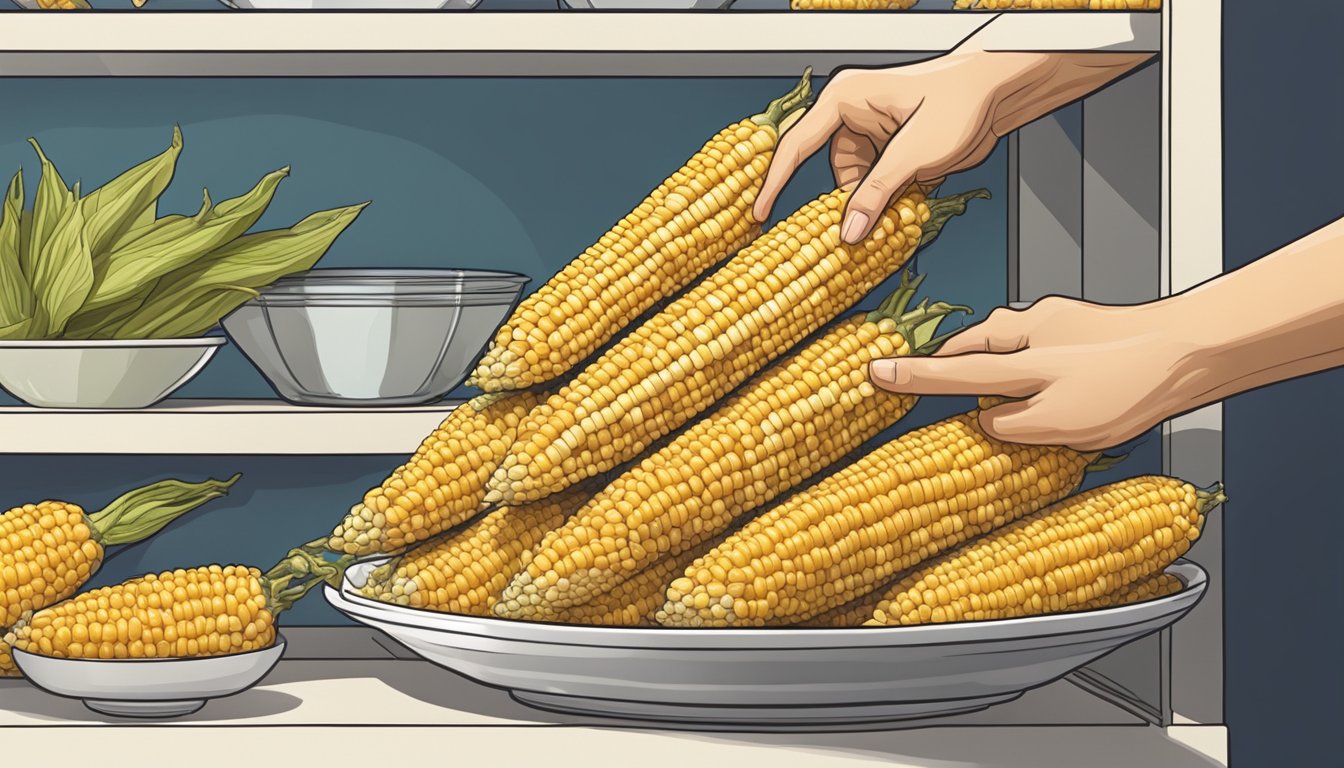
[841,211,870,244]
[869,359,897,384]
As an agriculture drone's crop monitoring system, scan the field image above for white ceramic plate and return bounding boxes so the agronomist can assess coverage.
[327,560,1207,729]
[12,635,286,718]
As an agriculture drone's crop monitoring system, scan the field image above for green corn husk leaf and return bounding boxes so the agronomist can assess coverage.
[62,282,156,340]
[115,202,368,339]
[22,139,76,335]
[29,184,94,338]
[81,125,184,260]
[79,167,289,315]
[0,169,33,328]
[0,317,34,341]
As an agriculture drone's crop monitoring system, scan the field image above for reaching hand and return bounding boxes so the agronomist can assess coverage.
[752,32,1151,244]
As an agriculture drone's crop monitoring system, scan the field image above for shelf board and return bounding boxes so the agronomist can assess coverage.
[0,12,1159,77]
[0,399,461,455]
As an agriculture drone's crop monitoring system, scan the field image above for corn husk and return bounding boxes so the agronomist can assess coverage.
[113,202,369,339]
[79,168,288,314]
[0,170,32,333]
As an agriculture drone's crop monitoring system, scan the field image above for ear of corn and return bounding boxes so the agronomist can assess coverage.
[792,0,919,9]
[953,0,1161,8]
[1,612,30,677]
[551,540,719,627]
[657,409,1104,628]
[11,565,276,660]
[358,485,593,615]
[326,390,543,557]
[34,0,92,8]
[803,568,1188,628]
[861,477,1222,626]
[485,188,989,509]
[469,73,815,394]
[0,475,240,629]
[493,277,966,621]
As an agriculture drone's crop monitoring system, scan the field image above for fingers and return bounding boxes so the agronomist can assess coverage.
[841,130,922,244]
[830,127,879,190]
[935,306,1032,356]
[868,353,1043,397]
[753,104,842,223]
[978,399,1130,452]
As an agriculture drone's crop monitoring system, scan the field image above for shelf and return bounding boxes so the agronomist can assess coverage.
[0,648,1225,767]
[0,12,1160,77]
[0,661,1224,765]
[0,399,461,455]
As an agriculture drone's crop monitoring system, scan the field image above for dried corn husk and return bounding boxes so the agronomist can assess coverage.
[113,203,368,339]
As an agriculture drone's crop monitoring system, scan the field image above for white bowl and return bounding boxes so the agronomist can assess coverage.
[11,635,286,719]
[327,560,1208,729]
[0,338,224,409]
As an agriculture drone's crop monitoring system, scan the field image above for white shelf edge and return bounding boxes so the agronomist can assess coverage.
[0,398,461,455]
[0,12,1159,77]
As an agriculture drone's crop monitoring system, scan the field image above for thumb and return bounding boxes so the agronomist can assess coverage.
[841,133,922,245]
[868,353,1044,398]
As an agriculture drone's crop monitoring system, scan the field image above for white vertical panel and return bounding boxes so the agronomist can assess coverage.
[1163,0,1226,727]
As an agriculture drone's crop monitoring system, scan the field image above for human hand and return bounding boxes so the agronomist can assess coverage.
[752,42,1150,244]
[867,296,1206,452]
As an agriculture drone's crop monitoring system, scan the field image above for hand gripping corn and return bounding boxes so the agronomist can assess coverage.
[493,273,969,620]
[469,72,816,393]
[485,188,989,508]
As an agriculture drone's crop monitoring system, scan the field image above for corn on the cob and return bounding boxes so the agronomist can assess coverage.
[34,0,91,8]
[0,476,240,676]
[657,407,1110,627]
[492,276,966,621]
[469,73,815,394]
[359,486,592,614]
[793,1,919,9]
[554,541,719,627]
[485,188,988,509]
[11,565,276,660]
[954,0,1161,9]
[325,390,542,557]
[803,569,1186,628]
[861,476,1222,626]
[1080,572,1184,609]
[0,612,29,676]
[0,478,242,667]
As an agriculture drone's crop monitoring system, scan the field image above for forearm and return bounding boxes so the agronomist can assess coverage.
[1162,216,1344,408]
[943,29,1154,138]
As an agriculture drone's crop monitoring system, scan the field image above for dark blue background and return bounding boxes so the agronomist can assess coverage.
[1223,1,1344,764]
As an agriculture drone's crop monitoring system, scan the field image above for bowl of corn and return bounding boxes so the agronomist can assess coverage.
[221,268,530,407]
[10,634,287,719]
